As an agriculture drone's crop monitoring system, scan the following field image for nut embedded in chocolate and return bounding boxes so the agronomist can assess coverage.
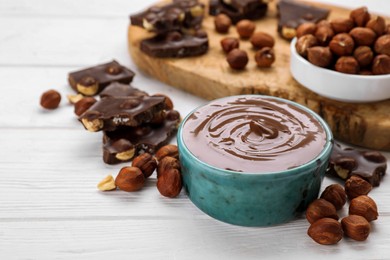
[74,97,97,116]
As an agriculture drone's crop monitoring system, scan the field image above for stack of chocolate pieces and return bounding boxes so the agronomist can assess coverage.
[68,60,181,164]
[209,0,269,24]
[130,0,209,58]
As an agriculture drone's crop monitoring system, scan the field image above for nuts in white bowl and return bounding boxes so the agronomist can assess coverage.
[290,38,390,103]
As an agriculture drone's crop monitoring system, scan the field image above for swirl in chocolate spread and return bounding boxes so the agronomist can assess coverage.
[182,96,327,173]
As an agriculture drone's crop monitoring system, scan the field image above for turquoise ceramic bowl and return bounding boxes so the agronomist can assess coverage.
[177,95,333,227]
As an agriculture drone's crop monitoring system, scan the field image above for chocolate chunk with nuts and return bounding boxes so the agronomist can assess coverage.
[209,0,268,24]
[102,110,181,164]
[68,60,135,96]
[327,143,387,187]
[78,96,166,132]
[130,0,205,34]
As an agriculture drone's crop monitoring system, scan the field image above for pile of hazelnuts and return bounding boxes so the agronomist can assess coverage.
[97,144,183,198]
[214,14,276,70]
[306,175,378,245]
[295,7,390,75]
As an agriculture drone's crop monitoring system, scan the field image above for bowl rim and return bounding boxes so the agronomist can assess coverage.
[177,94,334,178]
[290,37,390,80]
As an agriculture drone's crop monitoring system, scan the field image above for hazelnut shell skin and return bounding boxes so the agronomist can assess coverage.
[349,195,378,222]
[308,218,343,245]
[305,198,339,224]
[341,215,371,241]
[307,46,333,68]
[226,49,249,70]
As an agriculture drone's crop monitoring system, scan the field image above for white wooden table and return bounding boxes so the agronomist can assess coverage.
[1,0,389,259]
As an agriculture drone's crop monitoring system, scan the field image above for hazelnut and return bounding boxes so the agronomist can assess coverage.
[386,24,390,35]
[74,97,97,116]
[305,198,339,224]
[307,46,333,68]
[359,70,374,76]
[155,144,179,161]
[97,175,117,191]
[236,19,256,39]
[353,46,374,67]
[295,34,318,58]
[329,33,355,56]
[350,7,371,27]
[320,184,347,210]
[40,89,61,109]
[345,175,372,200]
[67,94,84,104]
[157,156,181,177]
[220,37,240,53]
[132,152,157,178]
[214,14,232,34]
[157,168,182,198]
[76,76,99,96]
[349,195,378,222]
[350,27,377,46]
[296,22,317,38]
[366,16,386,36]
[317,20,331,28]
[372,54,390,75]
[315,25,334,45]
[115,166,145,192]
[226,49,249,70]
[374,34,390,55]
[105,64,122,75]
[254,47,275,68]
[250,32,275,49]
[281,26,297,40]
[330,18,354,33]
[341,215,371,241]
[307,218,343,245]
[335,56,359,74]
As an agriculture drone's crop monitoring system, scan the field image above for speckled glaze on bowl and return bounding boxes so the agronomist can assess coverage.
[177,95,333,227]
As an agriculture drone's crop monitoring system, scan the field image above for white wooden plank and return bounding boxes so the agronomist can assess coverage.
[1,217,390,259]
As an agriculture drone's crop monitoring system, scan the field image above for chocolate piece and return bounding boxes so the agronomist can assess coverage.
[209,0,268,24]
[68,60,135,96]
[99,82,148,98]
[78,96,166,132]
[103,110,181,164]
[277,0,330,40]
[140,31,208,58]
[327,143,387,187]
[130,0,205,35]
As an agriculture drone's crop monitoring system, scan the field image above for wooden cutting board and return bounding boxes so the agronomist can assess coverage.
[128,0,390,151]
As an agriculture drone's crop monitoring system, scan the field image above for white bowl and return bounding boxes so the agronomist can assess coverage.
[290,38,390,103]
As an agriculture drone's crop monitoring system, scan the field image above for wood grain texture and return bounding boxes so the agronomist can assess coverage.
[128,0,390,151]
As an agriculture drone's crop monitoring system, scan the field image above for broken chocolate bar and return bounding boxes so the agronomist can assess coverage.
[102,110,181,164]
[99,82,148,98]
[277,0,330,40]
[130,0,205,35]
[327,143,387,187]
[78,96,165,132]
[140,30,208,58]
[209,0,268,24]
[68,60,135,96]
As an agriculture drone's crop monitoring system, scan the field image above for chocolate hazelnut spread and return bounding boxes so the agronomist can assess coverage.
[182,96,328,172]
